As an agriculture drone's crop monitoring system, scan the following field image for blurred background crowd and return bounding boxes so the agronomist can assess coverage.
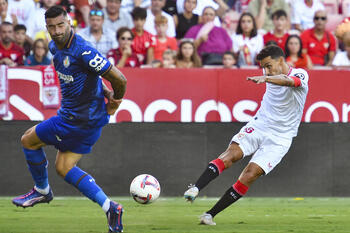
[1,0,350,69]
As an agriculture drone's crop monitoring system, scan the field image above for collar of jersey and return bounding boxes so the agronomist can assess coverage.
[63,30,75,49]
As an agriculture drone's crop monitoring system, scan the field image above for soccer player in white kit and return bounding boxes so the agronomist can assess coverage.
[184,45,309,225]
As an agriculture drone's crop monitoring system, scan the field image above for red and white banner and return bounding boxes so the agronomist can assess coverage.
[1,67,350,123]
[0,65,8,117]
[41,65,60,109]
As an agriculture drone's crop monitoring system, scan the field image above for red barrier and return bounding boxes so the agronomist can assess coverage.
[1,67,350,123]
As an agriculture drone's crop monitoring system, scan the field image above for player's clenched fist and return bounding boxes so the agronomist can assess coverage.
[106,91,122,115]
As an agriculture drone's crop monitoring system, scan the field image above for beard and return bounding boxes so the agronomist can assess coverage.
[52,27,71,46]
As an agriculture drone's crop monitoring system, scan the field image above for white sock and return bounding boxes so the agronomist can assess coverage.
[34,185,50,195]
[102,199,111,213]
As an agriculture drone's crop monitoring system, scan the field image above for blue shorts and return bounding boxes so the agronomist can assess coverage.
[36,116,103,154]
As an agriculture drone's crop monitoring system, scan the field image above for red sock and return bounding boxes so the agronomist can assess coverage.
[233,180,249,196]
[210,158,225,174]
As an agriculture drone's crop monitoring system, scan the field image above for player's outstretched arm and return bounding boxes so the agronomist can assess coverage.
[247,75,297,87]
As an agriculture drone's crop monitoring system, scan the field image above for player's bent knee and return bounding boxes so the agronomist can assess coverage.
[21,127,43,150]
[55,162,72,178]
[21,133,35,149]
[220,143,243,167]
[240,168,264,185]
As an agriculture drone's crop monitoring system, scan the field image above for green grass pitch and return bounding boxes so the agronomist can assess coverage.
[0,197,349,233]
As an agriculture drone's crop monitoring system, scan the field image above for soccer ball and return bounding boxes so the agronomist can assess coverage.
[130,174,161,204]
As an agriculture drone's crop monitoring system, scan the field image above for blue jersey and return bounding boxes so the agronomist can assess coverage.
[49,31,112,128]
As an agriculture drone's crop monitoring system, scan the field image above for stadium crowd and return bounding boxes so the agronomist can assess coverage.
[1,0,350,69]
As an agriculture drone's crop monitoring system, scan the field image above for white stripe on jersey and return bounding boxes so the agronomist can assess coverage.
[252,67,309,138]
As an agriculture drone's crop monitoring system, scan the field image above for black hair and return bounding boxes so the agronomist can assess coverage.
[285,34,303,58]
[256,45,285,61]
[45,5,67,19]
[236,12,257,38]
[0,21,13,28]
[271,9,287,20]
[265,40,278,47]
[14,24,26,32]
[131,7,147,20]
[223,51,235,58]
[116,27,134,40]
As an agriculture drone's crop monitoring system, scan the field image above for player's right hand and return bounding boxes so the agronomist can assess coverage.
[106,92,123,115]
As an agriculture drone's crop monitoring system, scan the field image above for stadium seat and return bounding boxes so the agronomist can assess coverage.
[321,0,339,14]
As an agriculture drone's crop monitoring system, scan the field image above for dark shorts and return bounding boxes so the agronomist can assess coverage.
[36,116,103,154]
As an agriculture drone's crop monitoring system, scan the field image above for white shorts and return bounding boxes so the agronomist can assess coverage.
[230,123,292,174]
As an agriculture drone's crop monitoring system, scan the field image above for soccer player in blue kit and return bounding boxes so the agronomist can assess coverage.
[12,6,126,233]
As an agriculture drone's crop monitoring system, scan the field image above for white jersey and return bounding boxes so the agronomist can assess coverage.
[252,67,309,138]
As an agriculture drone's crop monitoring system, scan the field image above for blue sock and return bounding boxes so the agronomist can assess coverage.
[64,166,108,207]
[23,148,49,189]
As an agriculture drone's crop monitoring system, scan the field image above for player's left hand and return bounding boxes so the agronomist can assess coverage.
[106,92,122,115]
[247,76,267,84]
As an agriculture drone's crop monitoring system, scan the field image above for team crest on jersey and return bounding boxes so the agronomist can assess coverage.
[294,73,305,80]
[10,53,17,60]
[63,56,70,68]
[244,127,254,133]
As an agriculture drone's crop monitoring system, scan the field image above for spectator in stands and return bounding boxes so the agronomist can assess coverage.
[78,8,118,57]
[24,39,51,66]
[144,0,176,37]
[121,0,151,13]
[291,0,324,32]
[248,0,289,32]
[162,49,176,68]
[107,27,141,68]
[0,0,16,24]
[73,0,91,27]
[175,39,201,68]
[153,15,177,61]
[176,0,229,20]
[285,34,313,69]
[174,0,199,40]
[221,10,240,38]
[222,51,237,68]
[131,7,155,64]
[103,0,133,33]
[232,12,263,66]
[263,9,289,52]
[14,24,31,58]
[163,0,177,16]
[228,0,251,13]
[7,0,35,34]
[30,0,57,38]
[332,32,350,67]
[0,22,24,66]
[184,6,232,65]
[301,10,336,66]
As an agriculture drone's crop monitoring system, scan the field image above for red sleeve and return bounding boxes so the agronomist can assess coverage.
[15,46,24,65]
[300,31,308,50]
[149,34,156,48]
[329,33,337,51]
[263,33,270,45]
[169,37,178,51]
[290,76,301,87]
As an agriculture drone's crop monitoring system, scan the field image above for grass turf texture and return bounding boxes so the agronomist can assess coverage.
[0,197,349,233]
